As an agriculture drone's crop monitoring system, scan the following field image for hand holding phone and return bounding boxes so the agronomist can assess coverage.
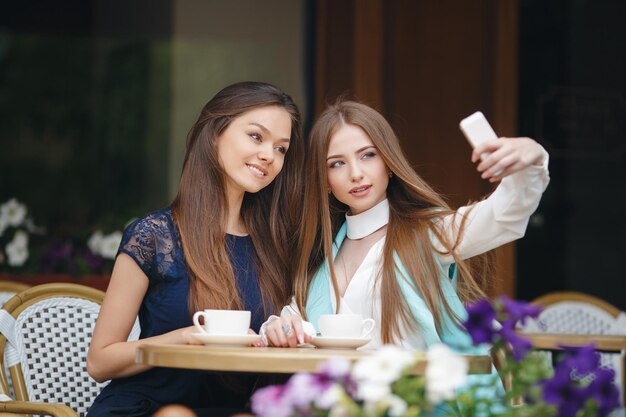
[459,111,498,161]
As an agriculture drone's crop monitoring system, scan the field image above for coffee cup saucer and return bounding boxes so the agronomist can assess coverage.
[310,335,371,350]
[190,332,261,347]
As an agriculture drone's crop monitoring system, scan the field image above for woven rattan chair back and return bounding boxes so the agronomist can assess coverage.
[521,291,626,408]
[0,281,31,398]
[523,291,626,335]
[0,283,140,417]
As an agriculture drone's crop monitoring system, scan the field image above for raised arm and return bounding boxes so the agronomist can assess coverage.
[434,137,550,263]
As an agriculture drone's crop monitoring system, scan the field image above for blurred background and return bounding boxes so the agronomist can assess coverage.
[0,0,624,309]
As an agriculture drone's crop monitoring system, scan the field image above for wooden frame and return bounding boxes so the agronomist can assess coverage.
[0,281,31,295]
[531,291,623,318]
[0,400,78,417]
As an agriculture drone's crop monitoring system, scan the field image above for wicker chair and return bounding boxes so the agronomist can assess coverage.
[0,281,30,308]
[0,283,140,416]
[521,291,626,408]
[0,281,31,399]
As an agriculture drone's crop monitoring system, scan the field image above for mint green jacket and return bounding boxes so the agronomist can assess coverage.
[306,222,484,353]
[305,222,503,415]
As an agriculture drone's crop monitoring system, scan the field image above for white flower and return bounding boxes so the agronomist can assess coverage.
[352,346,416,408]
[315,384,345,410]
[357,381,391,403]
[6,230,29,267]
[353,345,415,386]
[99,231,122,259]
[382,394,408,417]
[359,390,407,416]
[425,343,468,404]
[328,403,354,417]
[87,230,104,254]
[0,198,27,227]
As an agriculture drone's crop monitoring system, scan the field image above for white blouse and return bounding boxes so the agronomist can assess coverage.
[263,150,550,350]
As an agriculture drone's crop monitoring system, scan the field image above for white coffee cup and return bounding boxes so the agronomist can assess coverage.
[192,309,251,335]
[318,314,375,338]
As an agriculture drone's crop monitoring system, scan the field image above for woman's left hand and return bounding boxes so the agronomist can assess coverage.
[472,137,545,182]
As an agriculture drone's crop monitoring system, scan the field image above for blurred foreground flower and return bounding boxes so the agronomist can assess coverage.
[251,296,620,417]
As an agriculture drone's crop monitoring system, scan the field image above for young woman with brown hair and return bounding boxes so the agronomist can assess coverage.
[86,81,304,416]
[263,100,549,356]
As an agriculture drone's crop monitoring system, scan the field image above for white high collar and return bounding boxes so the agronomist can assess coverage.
[345,199,390,239]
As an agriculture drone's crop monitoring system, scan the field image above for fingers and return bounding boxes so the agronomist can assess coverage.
[183,329,203,345]
[265,317,304,348]
[268,325,289,347]
[247,328,266,347]
[481,152,516,180]
[476,145,513,177]
[473,137,543,181]
[472,139,502,163]
[291,319,306,345]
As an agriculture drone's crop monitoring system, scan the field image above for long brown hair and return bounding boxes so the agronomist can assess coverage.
[294,100,492,343]
[172,81,304,316]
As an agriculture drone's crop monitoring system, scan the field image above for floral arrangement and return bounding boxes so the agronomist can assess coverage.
[0,198,124,276]
[251,296,620,417]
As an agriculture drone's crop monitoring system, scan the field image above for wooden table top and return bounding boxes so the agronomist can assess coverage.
[136,343,493,375]
[520,333,626,352]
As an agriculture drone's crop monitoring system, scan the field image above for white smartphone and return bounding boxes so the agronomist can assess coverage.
[459,111,498,149]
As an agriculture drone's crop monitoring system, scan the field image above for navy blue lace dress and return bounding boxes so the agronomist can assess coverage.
[87,208,265,417]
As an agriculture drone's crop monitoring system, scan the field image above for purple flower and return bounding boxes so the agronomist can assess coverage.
[499,321,533,361]
[464,299,497,344]
[542,367,586,417]
[251,385,292,417]
[285,373,326,410]
[39,241,73,271]
[499,295,542,325]
[82,249,104,270]
[557,344,599,375]
[584,368,620,417]
[317,358,358,397]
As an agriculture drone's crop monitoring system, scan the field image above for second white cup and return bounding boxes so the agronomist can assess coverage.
[192,309,251,336]
[318,314,375,338]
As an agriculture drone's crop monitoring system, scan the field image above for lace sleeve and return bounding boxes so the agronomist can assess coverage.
[117,216,158,277]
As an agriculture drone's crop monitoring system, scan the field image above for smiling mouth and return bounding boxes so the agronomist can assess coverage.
[246,164,268,177]
[350,185,371,194]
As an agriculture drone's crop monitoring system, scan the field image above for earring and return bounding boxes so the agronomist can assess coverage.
[388,172,393,178]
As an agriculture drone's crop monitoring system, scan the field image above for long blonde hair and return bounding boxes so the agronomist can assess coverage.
[294,101,492,343]
[171,81,304,316]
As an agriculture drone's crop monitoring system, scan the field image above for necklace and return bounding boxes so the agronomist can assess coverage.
[345,199,390,239]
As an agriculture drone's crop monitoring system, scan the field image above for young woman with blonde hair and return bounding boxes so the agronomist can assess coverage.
[263,100,549,356]
[87,81,304,416]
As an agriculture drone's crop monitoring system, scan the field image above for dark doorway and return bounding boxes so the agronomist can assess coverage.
[517,0,626,309]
